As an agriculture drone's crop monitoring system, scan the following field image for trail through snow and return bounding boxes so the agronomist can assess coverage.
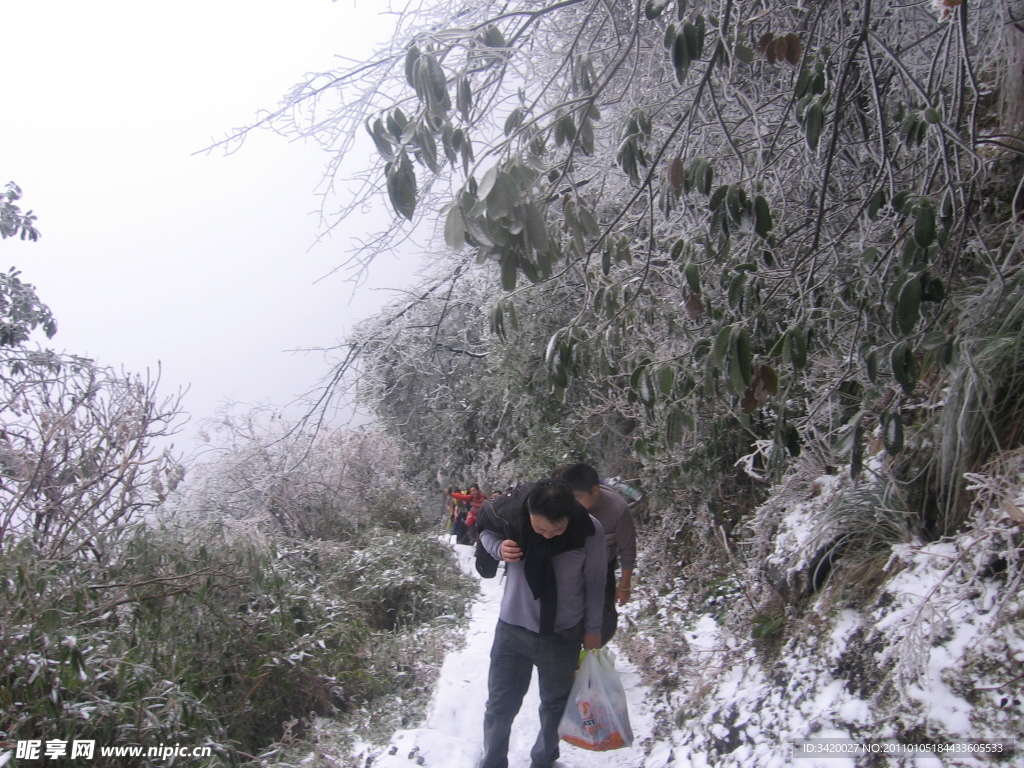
[372,541,655,768]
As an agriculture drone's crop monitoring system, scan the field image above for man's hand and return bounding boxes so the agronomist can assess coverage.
[583,632,602,651]
[616,570,633,606]
[500,539,523,562]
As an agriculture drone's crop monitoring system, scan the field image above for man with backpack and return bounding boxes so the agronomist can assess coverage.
[474,479,606,768]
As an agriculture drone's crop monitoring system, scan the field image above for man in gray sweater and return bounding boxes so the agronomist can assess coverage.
[558,463,637,646]
[475,479,606,768]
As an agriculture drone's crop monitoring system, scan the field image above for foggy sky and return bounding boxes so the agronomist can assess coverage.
[1,1,416,449]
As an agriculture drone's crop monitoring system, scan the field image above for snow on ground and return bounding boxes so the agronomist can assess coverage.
[370,541,655,768]
[367,503,1024,768]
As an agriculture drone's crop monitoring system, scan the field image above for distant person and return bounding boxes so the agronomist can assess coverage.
[475,480,606,768]
[448,487,470,544]
[558,463,637,646]
[450,484,486,544]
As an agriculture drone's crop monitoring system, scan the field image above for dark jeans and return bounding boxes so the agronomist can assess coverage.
[601,557,619,647]
[481,620,583,768]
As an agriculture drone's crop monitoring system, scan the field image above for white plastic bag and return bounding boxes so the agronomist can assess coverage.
[557,648,634,751]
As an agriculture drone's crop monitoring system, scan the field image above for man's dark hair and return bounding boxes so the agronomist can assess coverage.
[559,463,600,494]
[526,480,577,522]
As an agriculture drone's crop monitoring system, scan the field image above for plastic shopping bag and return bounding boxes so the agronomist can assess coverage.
[557,648,634,751]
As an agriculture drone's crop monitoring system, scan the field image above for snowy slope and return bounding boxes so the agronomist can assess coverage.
[371,541,654,768]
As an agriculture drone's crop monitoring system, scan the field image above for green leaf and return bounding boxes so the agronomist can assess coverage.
[444,204,465,251]
[524,202,550,256]
[913,201,936,248]
[665,406,690,446]
[483,25,505,47]
[881,410,904,455]
[368,119,395,161]
[486,172,520,218]
[670,238,687,260]
[504,107,524,137]
[692,338,712,363]
[385,151,417,220]
[637,370,656,407]
[709,184,728,212]
[688,157,714,196]
[890,340,918,395]
[894,275,922,335]
[865,347,878,383]
[416,126,439,172]
[457,77,473,121]
[664,23,677,49]
[726,184,748,224]
[892,190,912,215]
[500,252,518,291]
[579,114,595,155]
[867,190,885,220]
[727,348,748,395]
[645,0,671,19]
[387,108,409,140]
[424,54,448,103]
[578,205,601,238]
[900,114,928,147]
[545,330,562,369]
[491,304,506,341]
[464,213,495,249]
[685,262,701,294]
[734,328,754,387]
[683,22,701,60]
[554,113,576,146]
[727,271,746,310]
[520,255,541,283]
[672,32,691,82]
[461,132,474,174]
[805,101,824,151]
[753,196,773,238]
[659,365,675,396]
[630,358,652,392]
[712,325,732,366]
[404,45,421,89]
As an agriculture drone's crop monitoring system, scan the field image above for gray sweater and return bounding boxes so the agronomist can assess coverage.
[590,486,637,570]
[480,517,607,635]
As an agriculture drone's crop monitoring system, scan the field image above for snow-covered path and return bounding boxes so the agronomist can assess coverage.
[372,541,655,768]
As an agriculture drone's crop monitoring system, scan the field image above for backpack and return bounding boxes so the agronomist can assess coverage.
[473,483,532,578]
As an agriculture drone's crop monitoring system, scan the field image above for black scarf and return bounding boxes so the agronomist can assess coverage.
[521,505,595,636]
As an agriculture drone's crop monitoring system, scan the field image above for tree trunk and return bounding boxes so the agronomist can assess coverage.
[1001,0,1024,142]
